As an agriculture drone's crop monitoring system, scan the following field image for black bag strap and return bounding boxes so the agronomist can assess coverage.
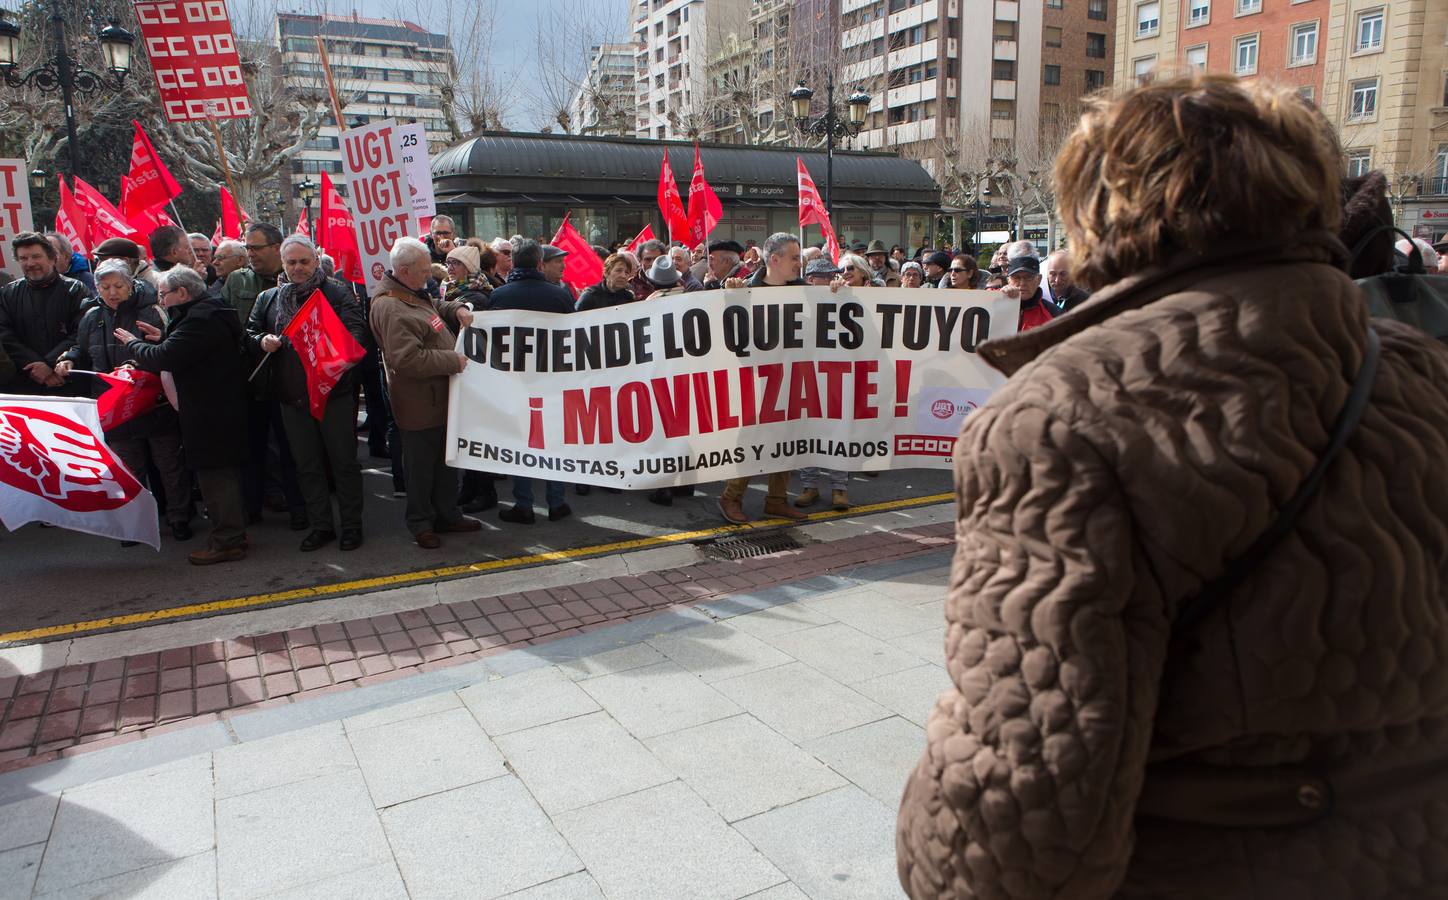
[1173,328,1382,634]
[1349,224,1424,275]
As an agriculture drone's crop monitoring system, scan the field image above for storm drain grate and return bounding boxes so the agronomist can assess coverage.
[700,530,807,561]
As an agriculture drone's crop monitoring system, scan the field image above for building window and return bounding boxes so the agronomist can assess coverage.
[1185,44,1207,70]
[1355,8,1384,51]
[1087,33,1106,58]
[1044,64,1061,85]
[1347,150,1372,177]
[1443,72,1448,107]
[1188,0,1210,26]
[993,60,1016,80]
[1290,22,1318,65]
[1298,85,1315,103]
[991,100,1014,120]
[1433,145,1448,194]
[1044,25,1062,47]
[1233,34,1258,75]
[1085,69,1106,90]
[1236,0,1260,14]
[1046,0,1063,7]
[1349,77,1378,119]
[1133,56,1156,81]
[1136,2,1160,37]
[1088,0,1107,19]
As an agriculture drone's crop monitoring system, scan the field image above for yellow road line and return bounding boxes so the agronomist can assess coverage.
[0,492,953,646]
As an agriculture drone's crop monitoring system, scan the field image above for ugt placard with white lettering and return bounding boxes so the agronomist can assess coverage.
[446,287,1020,490]
[340,119,412,297]
[0,159,35,274]
[133,0,251,121]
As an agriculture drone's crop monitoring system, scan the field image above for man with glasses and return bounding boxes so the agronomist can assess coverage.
[425,215,456,265]
[224,223,284,324]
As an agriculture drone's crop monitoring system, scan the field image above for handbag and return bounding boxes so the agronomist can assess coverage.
[1350,225,1448,343]
[1138,327,1381,829]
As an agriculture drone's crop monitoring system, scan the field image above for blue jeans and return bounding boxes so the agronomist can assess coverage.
[513,477,565,510]
[799,467,849,490]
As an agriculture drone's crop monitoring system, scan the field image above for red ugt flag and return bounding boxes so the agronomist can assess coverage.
[219,186,247,239]
[624,224,655,254]
[320,172,363,284]
[295,211,310,237]
[55,177,89,254]
[550,214,604,297]
[122,121,182,221]
[71,177,136,247]
[796,158,841,263]
[657,152,689,242]
[281,289,367,420]
[686,144,722,248]
[94,368,164,431]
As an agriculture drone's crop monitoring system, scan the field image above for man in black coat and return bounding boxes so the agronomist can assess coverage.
[0,232,90,395]
[247,235,371,553]
[486,239,573,524]
[119,266,249,565]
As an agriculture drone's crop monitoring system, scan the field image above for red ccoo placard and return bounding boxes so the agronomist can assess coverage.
[133,0,251,122]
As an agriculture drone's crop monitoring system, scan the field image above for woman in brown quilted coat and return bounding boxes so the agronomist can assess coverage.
[897,73,1448,899]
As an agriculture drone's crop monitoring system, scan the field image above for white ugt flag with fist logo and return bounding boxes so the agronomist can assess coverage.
[0,395,160,549]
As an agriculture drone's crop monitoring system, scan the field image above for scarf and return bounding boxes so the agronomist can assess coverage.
[444,272,491,303]
[273,267,327,332]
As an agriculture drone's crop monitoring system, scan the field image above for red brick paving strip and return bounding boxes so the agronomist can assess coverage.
[0,522,952,773]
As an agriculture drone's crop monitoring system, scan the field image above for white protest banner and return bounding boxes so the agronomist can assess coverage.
[133,0,251,121]
[398,123,436,227]
[0,159,34,275]
[340,118,411,297]
[0,395,160,548]
[446,287,1019,489]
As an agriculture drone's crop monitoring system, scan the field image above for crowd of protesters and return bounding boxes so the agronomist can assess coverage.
[0,192,1095,564]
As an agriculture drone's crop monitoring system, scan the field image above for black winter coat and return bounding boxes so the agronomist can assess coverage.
[126,297,248,469]
[488,269,573,314]
[246,276,369,407]
[575,282,639,312]
[63,287,178,440]
[0,274,89,393]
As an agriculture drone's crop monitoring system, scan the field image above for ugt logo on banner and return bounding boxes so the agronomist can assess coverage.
[282,289,367,420]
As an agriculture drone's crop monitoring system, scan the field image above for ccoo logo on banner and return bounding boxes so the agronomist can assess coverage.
[445,287,1019,490]
[0,396,160,548]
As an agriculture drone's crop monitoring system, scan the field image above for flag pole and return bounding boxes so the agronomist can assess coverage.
[205,117,242,211]
[316,37,347,133]
[167,201,188,235]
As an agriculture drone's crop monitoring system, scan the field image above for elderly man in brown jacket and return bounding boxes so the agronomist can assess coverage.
[369,237,482,549]
[898,75,1448,899]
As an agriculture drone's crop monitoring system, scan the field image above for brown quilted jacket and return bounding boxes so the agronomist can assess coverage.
[897,233,1448,899]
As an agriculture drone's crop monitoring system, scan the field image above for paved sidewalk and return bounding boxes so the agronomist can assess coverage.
[0,519,952,772]
[0,552,951,899]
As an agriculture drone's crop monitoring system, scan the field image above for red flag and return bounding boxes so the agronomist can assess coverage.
[71,177,136,247]
[120,176,176,244]
[211,220,223,246]
[319,172,363,284]
[686,144,723,248]
[94,368,165,431]
[624,224,655,254]
[549,214,605,297]
[281,289,367,420]
[55,177,89,254]
[0,397,160,548]
[657,152,689,242]
[797,158,841,263]
[219,186,247,239]
[121,121,182,221]
[295,211,311,237]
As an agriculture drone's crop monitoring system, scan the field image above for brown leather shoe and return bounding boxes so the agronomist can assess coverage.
[794,488,820,508]
[718,496,749,524]
[831,489,850,511]
[415,531,442,549]
[189,546,245,566]
[762,498,808,520]
[437,516,482,533]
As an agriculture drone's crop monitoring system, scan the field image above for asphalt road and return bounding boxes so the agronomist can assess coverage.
[0,453,952,640]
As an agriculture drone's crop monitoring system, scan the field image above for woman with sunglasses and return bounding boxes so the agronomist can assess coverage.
[945,254,979,289]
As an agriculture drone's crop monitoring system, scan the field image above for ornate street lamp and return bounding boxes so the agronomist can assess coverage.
[28,167,44,191]
[298,177,316,230]
[0,8,135,178]
[790,76,870,222]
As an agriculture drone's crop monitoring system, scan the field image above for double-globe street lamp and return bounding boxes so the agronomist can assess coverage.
[789,76,871,224]
[0,8,135,179]
[298,177,317,229]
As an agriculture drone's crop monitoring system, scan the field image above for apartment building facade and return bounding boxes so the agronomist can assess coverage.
[1115,0,1448,241]
[569,43,638,137]
[632,0,750,139]
[275,14,453,202]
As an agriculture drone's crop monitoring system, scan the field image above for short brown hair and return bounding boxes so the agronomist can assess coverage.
[12,231,55,261]
[952,254,978,275]
[603,252,635,275]
[1054,73,1342,289]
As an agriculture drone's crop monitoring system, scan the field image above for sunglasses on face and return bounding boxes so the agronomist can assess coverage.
[950,268,969,273]
[498,248,512,255]
[433,231,454,238]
